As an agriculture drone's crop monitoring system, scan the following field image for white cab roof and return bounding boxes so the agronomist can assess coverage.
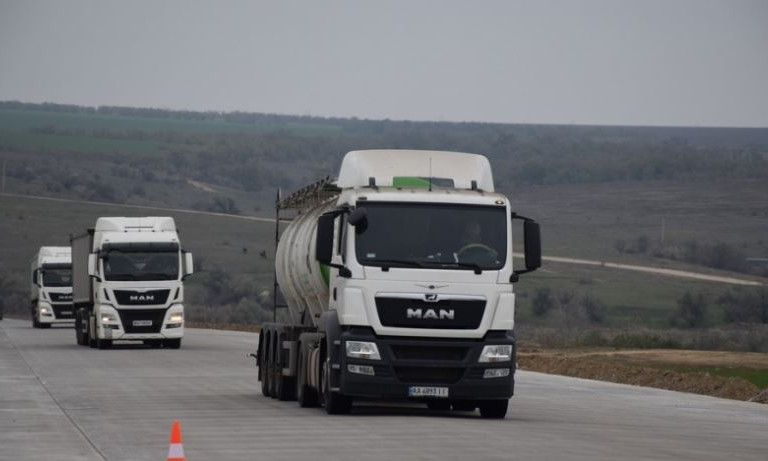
[337,150,494,192]
[95,217,177,233]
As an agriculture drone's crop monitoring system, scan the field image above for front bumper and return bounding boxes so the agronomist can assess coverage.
[98,304,184,340]
[39,304,75,323]
[338,328,515,401]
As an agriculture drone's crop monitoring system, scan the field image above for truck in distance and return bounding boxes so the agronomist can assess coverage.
[30,246,74,328]
[71,217,194,349]
[256,150,541,418]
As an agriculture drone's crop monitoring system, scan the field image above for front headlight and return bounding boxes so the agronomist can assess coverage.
[345,341,381,360]
[40,306,51,315]
[101,313,117,323]
[169,313,183,323]
[479,345,513,363]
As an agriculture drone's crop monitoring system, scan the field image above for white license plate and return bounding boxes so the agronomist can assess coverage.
[408,386,449,398]
[132,320,153,327]
[60,311,72,316]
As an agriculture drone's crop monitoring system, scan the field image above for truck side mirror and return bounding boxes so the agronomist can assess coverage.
[524,220,542,271]
[182,252,194,279]
[348,207,367,227]
[315,213,335,264]
[510,213,542,282]
[87,254,101,282]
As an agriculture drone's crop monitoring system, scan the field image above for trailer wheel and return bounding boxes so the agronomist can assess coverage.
[478,399,508,419]
[296,341,319,407]
[322,358,352,415]
[269,334,280,398]
[259,334,270,397]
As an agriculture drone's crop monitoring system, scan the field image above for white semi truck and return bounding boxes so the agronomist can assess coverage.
[256,150,541,418]
[30,246,74,328]
[71,217,194,349]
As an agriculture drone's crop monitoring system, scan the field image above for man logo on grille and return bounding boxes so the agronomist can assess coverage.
[129,294,155,302]
[407,308,455,320]
[424,293,439,302]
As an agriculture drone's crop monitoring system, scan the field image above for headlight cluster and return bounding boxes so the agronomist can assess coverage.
[101,313,117,323]
[479,345,513,363]
[345,341,381,360]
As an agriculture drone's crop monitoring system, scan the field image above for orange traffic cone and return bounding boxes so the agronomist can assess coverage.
[167,420,185,461]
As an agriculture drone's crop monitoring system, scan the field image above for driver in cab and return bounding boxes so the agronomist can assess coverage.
[455,221,498,265]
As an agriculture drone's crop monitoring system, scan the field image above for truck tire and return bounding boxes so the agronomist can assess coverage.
[32,308,39,328]
[163,338,181,349]
[87,316,97,348]
[40,323,51,329]
[478,399,508,419]
[259,339,270,397]
[322,359,352,415]
[296,342,319,407]
[75,310,85,345]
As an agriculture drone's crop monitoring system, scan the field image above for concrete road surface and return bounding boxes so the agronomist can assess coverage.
[1,318,767,461]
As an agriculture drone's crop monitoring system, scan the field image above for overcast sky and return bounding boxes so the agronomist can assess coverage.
[1,0,766,127]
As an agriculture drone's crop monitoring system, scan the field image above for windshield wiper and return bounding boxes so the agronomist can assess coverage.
[421,260,483,274]
[364,259,424,271]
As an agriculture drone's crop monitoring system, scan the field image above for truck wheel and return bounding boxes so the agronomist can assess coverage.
[32,309,39,328]
[297,344,319,407]
[322,359,352,415]
[478,400,509,419]
[40,323,51,329]
[87,317,97,348]
[75,310,85,345]
[163,338,181,349]
[259,340,270,397]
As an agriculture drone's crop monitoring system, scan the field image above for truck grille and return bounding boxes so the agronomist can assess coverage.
[394,366,465,384]
[117,308,168,334]
[389,344,469,361]
[49,293,73,303]
[114,289,170,306]
[52,305,75,319]
[375,296,485,329]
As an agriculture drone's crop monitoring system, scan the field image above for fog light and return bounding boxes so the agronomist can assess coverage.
[483,368,511,379]
[348,364,375,376]
[166,323,182,329]
[479,345,513,363]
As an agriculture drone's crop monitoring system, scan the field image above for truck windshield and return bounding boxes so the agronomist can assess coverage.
[103,251,179,281]
[354,202,507,270]
[42,267,72,287]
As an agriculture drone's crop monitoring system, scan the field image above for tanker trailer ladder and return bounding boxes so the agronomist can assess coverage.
[255,178,340,402]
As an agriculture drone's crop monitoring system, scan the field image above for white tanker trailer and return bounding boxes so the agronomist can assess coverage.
[255,150,541,418]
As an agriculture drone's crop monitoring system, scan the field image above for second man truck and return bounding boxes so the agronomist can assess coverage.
[71,217,194,349]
